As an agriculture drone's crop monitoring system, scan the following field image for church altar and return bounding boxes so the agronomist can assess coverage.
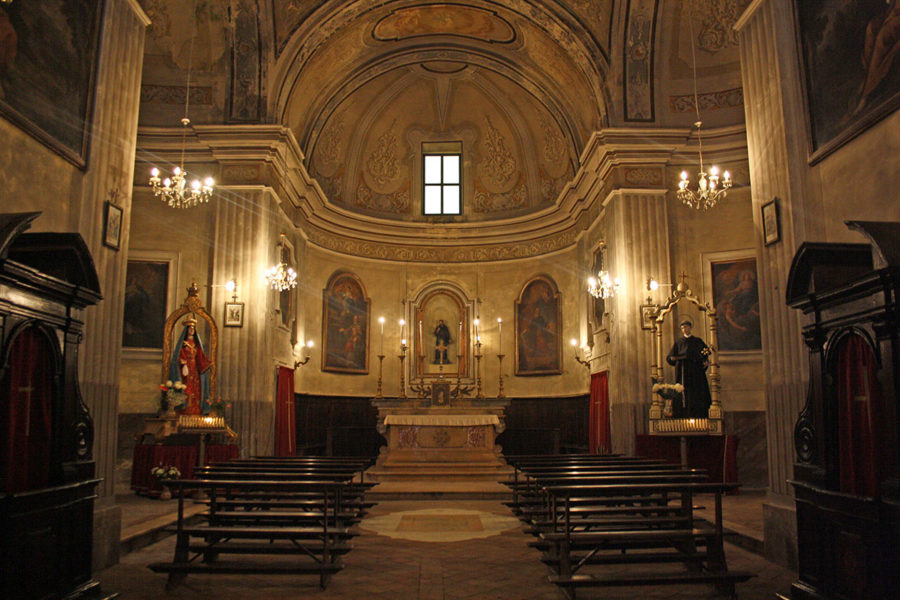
[366,397,513,482]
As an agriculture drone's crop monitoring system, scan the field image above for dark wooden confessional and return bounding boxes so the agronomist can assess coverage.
[786,221,900,599]
[0,213,112,599]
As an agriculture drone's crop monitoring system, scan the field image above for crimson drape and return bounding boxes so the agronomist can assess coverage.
[2,328,54,493]
[590,371,610,454]
[837,334,884,496]
[275,366,296,456]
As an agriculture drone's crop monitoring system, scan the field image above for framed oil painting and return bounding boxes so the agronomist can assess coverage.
[796,0,900,161]
[322,271,369,373]
[762,198,780,246]
[0,1,103,166]
[515,275,562,375]
[122,258,172,351]
[704,250,762,355]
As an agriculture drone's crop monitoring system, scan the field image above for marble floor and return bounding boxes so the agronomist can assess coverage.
[102,493,791,599]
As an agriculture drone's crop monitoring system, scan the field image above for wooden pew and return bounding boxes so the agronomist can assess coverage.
[149,478,361,590]
[535,481,754,599]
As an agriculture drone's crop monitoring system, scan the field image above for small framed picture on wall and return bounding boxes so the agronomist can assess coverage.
[103,201,123,250]
[224,302,244,327]
[762,198,780,246]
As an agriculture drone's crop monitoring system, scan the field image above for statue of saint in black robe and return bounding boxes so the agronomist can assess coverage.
[666,334,712,418]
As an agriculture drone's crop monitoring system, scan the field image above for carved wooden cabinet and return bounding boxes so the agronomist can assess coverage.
[786,221,900,599]
[0,213,111,599]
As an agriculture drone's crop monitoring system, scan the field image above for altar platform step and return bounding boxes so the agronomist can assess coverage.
[365,479,512,500]
[365,462,513,483]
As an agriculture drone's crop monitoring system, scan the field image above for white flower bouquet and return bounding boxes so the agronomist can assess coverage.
[159,380,186,413]
[652,382,684,402]
[150,464,181,481]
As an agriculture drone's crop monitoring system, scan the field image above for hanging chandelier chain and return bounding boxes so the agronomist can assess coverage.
[688,0,704,172]
[675,0,731,211]
[148,0,214,209]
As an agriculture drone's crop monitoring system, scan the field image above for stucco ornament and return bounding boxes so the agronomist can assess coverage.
[366,122,400,186]
[480,115,516,187]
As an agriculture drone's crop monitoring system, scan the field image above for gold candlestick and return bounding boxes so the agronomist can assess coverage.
[474,340,484,399]
[375,354,385,398]
[398,344,407,399]
[497,353,506,398]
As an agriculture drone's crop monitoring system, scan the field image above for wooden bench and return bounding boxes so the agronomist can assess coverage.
[535,481,754,599]
[149,478,371,590]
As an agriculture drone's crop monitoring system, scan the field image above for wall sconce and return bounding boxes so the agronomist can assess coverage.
[570,339,591,369]
[294,340,314,368]
[587,271,620,299]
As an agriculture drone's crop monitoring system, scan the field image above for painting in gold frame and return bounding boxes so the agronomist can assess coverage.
[515,275,562,375]
[322,271,369,373]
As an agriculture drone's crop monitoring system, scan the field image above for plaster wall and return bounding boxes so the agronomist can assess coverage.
[118,189,217,414]
[0,120,84,231]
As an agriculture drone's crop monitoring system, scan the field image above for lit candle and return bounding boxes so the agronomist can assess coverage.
[378,316,385,355]
[399,318,406,345]
[419,320,423,355]
[497,317,502,349]
[459,321,463,348]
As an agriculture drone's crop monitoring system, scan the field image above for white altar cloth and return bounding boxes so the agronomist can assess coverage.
[383,414,500,427]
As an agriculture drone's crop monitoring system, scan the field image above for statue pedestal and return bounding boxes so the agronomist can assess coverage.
[367,397,512,482]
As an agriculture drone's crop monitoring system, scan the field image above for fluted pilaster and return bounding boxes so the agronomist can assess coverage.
[74,0,148,570]
[605,191,671,456]
[736,0,821,568]
[211,188,282,457]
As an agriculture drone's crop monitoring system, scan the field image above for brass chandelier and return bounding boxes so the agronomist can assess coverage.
[676,2,731,210]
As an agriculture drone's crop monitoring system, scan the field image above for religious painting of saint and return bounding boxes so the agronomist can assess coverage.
[122,260,169,349]
[711,257,761,352]
[797,0,900,159]
[0,1,103,165]
[322,272,369,373]
[515,276,562,375]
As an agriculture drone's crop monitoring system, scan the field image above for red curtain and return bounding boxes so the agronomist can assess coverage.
[590,371,610,454]
[2,327,54,493]
[837,334,885,496]
[274,366,296,456]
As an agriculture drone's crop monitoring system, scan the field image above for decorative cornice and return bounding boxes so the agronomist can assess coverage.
[135,124,748,263]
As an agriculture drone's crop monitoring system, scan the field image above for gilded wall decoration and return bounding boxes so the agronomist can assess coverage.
[474,180,527,213]
[480,115,517,187]
[669,88,743,113]
[140,85,214,105]
[306,226,579,263]
[373,4,515,43]
[366,122,400,186]
[694,0,749,54]
[317,117,345,166]
[539,115,567,166]
[355,179,409,214]
[624,167,663,186]
[624,0,658,122]
[221,164,262,184]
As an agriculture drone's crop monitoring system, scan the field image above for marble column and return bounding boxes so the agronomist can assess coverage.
[604,190,671,456]
[735,0,824,569]
[74,0,149,570]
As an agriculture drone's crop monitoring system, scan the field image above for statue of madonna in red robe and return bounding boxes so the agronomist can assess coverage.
[168,317,213,414]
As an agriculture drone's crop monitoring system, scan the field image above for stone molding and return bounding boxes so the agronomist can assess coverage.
[135,124,748,263]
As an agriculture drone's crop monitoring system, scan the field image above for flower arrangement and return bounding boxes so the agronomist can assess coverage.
[151,464,181,481]
[652,381,684,402]
[206,397,231,415]
[159,380,186,413]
